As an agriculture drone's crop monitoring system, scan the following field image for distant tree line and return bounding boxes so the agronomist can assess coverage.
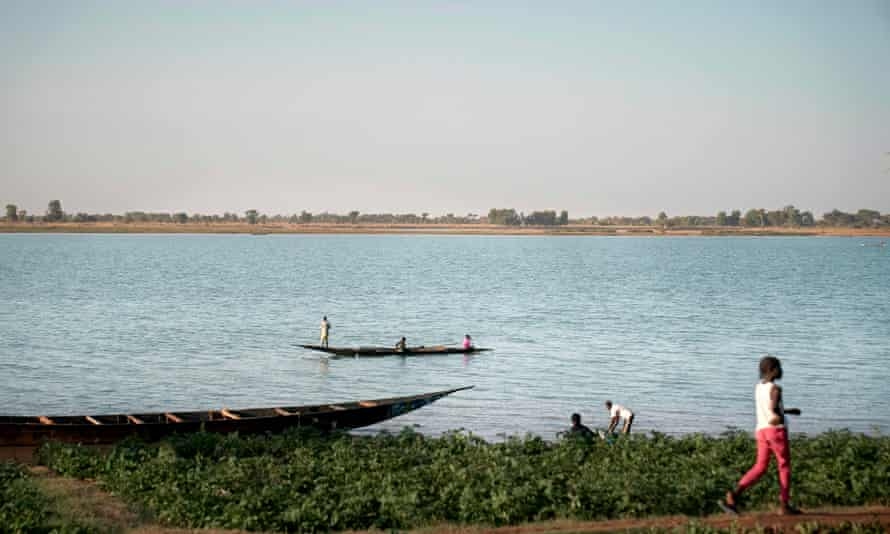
[487,209,569,226]
[0,200,481,226]
[575,206,887,229]
[2,200,889,229]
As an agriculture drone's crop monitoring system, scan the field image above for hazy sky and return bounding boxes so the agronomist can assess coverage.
[2,1,889,217]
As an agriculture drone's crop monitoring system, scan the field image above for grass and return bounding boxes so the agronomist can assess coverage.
[0,460,98,533]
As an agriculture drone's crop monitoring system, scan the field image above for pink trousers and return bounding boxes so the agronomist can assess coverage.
[737,426,791,503]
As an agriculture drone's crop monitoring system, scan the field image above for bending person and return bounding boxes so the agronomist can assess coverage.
[605,400,635,434]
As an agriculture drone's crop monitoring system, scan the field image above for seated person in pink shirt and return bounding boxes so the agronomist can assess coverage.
[462,334,473,349]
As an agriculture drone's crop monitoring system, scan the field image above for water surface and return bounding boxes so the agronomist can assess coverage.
[1,234,887,439]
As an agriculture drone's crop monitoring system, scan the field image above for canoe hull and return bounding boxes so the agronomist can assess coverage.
[300,345,492,358]
[0,386,472,452]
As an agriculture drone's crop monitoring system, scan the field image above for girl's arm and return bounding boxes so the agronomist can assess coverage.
[768,384,784,425]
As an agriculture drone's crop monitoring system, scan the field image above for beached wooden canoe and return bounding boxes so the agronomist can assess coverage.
[0,386,473,457]
[300,344,492,358]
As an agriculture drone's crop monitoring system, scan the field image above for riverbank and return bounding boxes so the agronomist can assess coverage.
[18,429,890,532]
[3,221,890,237]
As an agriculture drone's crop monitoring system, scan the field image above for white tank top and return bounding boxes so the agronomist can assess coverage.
[755,381,784,431]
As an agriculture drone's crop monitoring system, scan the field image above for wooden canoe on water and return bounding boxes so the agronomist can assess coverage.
[0,386,473,458]
[300,344,492,358]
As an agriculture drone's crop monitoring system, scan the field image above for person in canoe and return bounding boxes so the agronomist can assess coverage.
[566,413,595,440]
[395,336,407,352]
[320,316,330,348]
[605,400,635,434]
[462,334,473,349]
[719,355,802,516]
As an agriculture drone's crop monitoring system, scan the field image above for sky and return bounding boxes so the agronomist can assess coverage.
[2,1,889,218]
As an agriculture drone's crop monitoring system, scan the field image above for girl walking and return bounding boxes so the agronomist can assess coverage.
[720,355,801,515]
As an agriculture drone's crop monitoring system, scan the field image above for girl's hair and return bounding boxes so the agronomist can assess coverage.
[759,355,783,380]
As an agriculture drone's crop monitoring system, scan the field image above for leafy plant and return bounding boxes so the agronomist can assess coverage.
[34,429,890,532]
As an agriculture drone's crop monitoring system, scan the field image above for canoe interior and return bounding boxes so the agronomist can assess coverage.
[300,344,492,357]
[1,403,374,426]
[0,387,473,427]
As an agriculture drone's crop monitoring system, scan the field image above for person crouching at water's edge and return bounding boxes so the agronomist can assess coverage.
[567,413,595,440]
[395,337,407,352]
[320,316,330,347]
[605,400,634,434]
[719,355,802,515]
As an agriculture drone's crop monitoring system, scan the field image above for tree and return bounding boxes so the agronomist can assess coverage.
[245,210,258,225]
[780,205,801,227]
[800,211,815,226]
[17,209,26,221]
[822,209,855,227]
[558,210,569,225]
[299,211,313,223]
[716,211,727,226]
[5,204,17,221]
[764,209,785,227]
[348,211,360,224]
[173,212,188,224]
[743,209,763,227]
[487,208,520,225]
[526,210,557,226]
[856,209,881,227]
[728,210,741,226]
[46,200,63,222]
[656,211,668,227]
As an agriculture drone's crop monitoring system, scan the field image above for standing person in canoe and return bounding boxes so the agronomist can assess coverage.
[462,334,473,350]
[320,316,331,348]
[394,336,407,352]
[719,355,802,516]
[605,400,635,434]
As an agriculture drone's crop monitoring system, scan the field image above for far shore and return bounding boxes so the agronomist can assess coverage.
[2,221,890,237]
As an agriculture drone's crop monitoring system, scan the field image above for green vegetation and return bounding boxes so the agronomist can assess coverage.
[45,200,64,222]
[33,429,890,533]
[487,208,522,225]
[0,461,50,531]
[0,461,96,533]
[486,209,571,226]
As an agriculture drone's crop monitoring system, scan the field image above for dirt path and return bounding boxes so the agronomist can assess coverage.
[409,507,890,533]
[29,467,890,533]
[29,466,241,534]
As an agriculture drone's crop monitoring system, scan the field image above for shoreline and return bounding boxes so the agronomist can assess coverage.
[2,222,890,237]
